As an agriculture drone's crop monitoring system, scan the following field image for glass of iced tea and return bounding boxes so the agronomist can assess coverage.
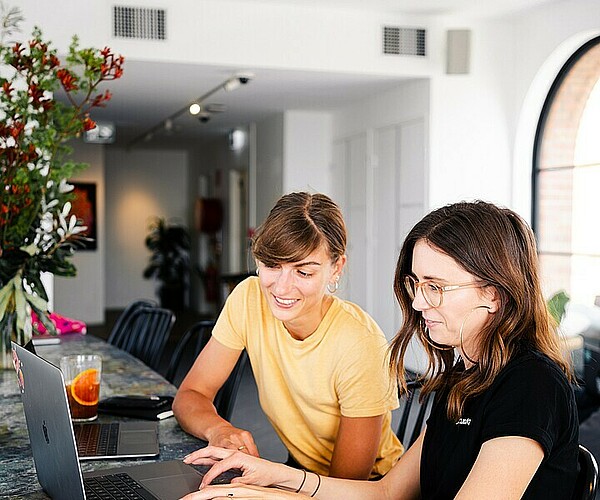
[60,354,102,422]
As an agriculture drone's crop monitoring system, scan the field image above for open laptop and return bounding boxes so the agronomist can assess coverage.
[12,342,240,500]
[22,338,160,460]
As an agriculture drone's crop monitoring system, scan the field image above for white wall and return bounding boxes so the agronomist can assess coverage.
[17,0,435,78]
[53,141,106,324]
[255,114,284,225]
[283,111,333,194]
[104,148,188,308]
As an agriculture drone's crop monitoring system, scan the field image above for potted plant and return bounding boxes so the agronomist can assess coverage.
[143,217,191,311]
[0,5,124,368]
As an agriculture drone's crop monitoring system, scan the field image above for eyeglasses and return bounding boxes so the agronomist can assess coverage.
[403,275,483,308]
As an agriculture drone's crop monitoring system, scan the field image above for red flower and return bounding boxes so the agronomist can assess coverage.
[57,68,78,91]
[83,116,96,131]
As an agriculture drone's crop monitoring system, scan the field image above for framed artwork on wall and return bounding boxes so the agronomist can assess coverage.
[71,182,97,250]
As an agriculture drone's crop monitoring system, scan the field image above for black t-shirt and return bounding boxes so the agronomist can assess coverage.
[421,350,578,499]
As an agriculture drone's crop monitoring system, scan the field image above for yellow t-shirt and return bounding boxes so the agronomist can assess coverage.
[212,277,403,477]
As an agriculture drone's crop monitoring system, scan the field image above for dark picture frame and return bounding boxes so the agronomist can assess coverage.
[71,182,97,250]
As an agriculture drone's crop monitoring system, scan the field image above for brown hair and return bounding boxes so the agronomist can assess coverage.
[251,192,347,266]
[389,200,573,421]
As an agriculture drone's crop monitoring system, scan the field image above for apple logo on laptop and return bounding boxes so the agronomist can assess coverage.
[42,420,50,445]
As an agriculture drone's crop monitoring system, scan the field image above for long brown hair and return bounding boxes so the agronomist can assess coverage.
[389,200,572,421]
[251,192,346,266]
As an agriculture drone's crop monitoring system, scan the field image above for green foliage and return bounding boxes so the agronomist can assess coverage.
[143,217,191,288]
[0,11,124,341]
[548,290,570,325]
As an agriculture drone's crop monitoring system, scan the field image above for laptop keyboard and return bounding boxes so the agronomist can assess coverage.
[74,423,120,457]
[84,473,155,500]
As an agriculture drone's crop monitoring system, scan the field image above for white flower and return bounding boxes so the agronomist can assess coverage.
[58,179,73,193]
[24,119,39,135]
[39,215,53,232]
[68,214,77,232]
[61,201,72,217]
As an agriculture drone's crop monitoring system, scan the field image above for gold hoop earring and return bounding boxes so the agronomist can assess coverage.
[327,277,339,294]
[419,321,453,351]
[459,305,491,366]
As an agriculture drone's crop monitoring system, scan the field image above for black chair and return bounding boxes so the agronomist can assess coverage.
[165,319,249,421]
[396,373,433,448]
[112,306,175,372]
[573,444,598,500]
[107,299,156,346]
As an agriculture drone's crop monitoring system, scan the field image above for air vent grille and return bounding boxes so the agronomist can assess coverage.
[383,26,426,56]
[113,6,166,40]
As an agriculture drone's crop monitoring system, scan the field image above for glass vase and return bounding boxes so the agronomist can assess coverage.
[0,311,17,370]
[0,310,31,370]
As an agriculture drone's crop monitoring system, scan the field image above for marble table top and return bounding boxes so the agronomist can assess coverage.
[0,334,206,499]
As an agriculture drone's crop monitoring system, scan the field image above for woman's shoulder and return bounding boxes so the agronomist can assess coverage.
[496,349,572,394]
[329,297,386,338]
[221,276,267,316]
[226,275,261,298]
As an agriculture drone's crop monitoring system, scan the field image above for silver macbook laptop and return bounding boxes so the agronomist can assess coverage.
[12,342,240,500]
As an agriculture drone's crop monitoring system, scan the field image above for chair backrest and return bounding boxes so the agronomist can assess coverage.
[573,444,599,500]
[396,374,433,448]
[107,299,156,346]
[165,319,249,421]
[116,306,175,372]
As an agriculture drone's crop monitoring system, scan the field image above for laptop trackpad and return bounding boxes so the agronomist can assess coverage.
[141,473,202,500]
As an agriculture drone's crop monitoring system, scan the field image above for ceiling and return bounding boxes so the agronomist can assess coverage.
[82,0,560,149]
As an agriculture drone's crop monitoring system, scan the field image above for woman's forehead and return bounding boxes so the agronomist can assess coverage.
[412,240,471,281]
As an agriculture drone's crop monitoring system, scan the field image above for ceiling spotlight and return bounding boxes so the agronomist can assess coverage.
[198,111,211,123]
[189,103,202,115]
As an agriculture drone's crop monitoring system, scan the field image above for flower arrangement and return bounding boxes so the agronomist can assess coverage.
[0,6,124,364]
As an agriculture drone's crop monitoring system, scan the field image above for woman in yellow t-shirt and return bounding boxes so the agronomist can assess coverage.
[173,192,402,479]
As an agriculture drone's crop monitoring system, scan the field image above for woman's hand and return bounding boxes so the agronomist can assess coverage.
[183,446,300,490]
[180,483,303,499]
[206,425,260,457]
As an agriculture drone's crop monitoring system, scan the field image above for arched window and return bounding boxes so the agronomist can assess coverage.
[533,37,600,305]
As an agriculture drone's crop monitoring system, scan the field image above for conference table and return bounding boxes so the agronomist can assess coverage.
[0,334,206,498]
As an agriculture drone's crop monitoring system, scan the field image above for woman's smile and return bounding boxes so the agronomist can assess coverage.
[272,294,300,308]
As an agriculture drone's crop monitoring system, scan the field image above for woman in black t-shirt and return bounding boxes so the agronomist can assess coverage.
[180,201,579,500]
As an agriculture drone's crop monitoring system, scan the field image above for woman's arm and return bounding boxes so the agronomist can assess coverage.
[455,436,544,499]
[183,431,424,500]
[172,338,259,456]
[328,414,383,478]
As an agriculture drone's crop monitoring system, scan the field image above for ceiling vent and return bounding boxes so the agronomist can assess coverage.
[113,6,166,40]
[383,26,426,56]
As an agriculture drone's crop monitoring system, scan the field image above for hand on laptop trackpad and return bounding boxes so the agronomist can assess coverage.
[188,463,243,484]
